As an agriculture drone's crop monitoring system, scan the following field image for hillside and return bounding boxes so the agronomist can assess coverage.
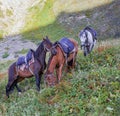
[0,0,40,38]
[0,0,120,116]
[0,39,120,115]
[0,0,119,61]
[0,0,119,40]
[22,0,120,41]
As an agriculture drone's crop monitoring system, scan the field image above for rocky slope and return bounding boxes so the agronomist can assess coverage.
[0,0,45,61]
[0,0,119,61]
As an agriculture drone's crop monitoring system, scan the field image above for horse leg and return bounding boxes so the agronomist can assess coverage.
[35,73,41,91]
[6,81,16,98]
[15,83,22,93]
[69,52,77,69]
[6,84,10,98]
[56,67,59,83]
[58,64,63,83]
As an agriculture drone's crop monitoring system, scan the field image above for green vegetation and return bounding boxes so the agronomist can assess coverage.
[16,49,28,54]
[2,52,9,58]
[0,41,120,116]
[0,30,3,40]
[0,0,120,115]
[22,0,119,42]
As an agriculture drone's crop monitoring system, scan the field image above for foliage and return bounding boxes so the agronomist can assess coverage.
[0,43,120,116]
[2,52,9,58]
[16,49,28,54]
[22,0,120,42]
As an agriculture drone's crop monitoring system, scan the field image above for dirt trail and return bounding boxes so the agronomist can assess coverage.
[0,35,37,62]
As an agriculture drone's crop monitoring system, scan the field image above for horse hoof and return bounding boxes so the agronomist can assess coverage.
[18,90,22,92]
[5,95,9,99]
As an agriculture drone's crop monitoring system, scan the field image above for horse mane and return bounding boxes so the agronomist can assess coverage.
[35,41,44,58]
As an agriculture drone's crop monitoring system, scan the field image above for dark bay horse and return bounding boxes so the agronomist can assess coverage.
[6,37,53,97]
[45,38,78,86]
[78,26,97,56]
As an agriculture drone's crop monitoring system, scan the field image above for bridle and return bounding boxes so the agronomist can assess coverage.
[43,42,53,52]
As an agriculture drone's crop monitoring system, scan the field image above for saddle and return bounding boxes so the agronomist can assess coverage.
[16,49,34,71]
[58,37,75,56]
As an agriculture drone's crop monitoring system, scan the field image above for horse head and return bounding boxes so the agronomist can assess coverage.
[50,42,58,55]
[45,73,57,87]
[79,27,97,56]
[43,36,53,52]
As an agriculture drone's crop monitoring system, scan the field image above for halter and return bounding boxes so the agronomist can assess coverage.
[43,42,53,52]
[44,45,50,52]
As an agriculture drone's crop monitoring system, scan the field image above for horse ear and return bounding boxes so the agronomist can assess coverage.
[43,38,45,40]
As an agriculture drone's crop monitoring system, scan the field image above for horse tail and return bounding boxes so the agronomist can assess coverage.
[6,62,17,94]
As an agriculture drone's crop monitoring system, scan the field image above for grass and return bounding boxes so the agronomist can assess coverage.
[21,0,117,42]
[0,0,119,115]
[0,40,120,116]
[2,52,9,58]
[16,49,28,54]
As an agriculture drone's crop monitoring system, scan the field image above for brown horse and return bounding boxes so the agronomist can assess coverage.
[45,38,78,86]
[6,36,53,97]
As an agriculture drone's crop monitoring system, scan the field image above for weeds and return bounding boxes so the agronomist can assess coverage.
[0,40,120,116]
[2,52,9,58]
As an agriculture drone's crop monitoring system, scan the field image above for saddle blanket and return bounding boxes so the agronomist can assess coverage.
[16,49,34,71]
[17,57,34,71]
[84,26,97,39]
[58,37,74,54]
[16,49,33,66]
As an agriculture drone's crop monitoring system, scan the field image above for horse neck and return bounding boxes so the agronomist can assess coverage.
[46,55,57,74]
[35,42,46,62]
[46,46,64,74]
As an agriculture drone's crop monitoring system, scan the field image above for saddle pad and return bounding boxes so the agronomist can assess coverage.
[17,57,34,71]
[58,37,74,54]
[85,26,97,38]
[16,56,26,66]
[16,49,33,66]
[26,49,33,62]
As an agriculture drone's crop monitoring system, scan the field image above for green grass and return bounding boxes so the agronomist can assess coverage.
[0,0,119,115]
[0,41,120,116]
[22,0,117,42]
[23,21,76,42]
[2,52,9,58]
[16,49,28,54]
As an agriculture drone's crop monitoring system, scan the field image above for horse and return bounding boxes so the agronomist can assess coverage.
[78,26,97,56]
[44,37,78,86]
[6,36,53,98]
